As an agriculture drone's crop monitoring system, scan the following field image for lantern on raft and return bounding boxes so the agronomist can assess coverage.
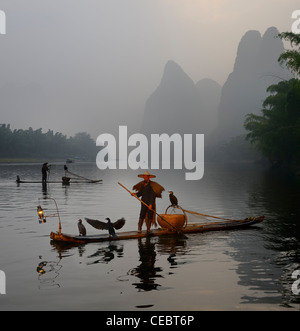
[36,198,62,233]
[37,205,46,224]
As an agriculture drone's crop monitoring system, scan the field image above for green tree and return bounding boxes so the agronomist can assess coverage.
[278,32,300,77]
[0,125,97,160]
[244,79,300,166]
[68,132,97,159]
[244,32,300,170]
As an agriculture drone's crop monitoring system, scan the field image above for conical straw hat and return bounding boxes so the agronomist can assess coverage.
[137,170,156,178]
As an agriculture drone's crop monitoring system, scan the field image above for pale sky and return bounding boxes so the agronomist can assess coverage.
[0,0,299,137]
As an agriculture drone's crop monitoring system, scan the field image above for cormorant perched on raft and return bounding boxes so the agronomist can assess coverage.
[64,164,68,176]
[85,217,126,238]
[78,219,87,236]
[169,191,178,207]
[62,164,71,184]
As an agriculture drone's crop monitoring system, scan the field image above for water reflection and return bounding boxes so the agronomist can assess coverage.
[227,168,300,308]
[156,235,188,268]
[6,162,300,309]
[42,182,48,195]
[36,258,62,290]
[37,243,76,291]
[49,234,189,294]
[86,243,124,265]
[256,170,300,308]
[255,171,300,261]
[225,230,284,306]
[128,235,189,292]
[129,237,163,291]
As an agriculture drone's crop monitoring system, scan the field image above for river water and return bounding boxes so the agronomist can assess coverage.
[0,162,299,311]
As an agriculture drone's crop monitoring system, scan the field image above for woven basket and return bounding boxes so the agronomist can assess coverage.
[157,213,187,230]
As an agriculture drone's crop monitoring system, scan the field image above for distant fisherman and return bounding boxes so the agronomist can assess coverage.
[41,163,50,183]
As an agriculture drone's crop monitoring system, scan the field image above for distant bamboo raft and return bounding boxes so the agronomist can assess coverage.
[16,174,102,184]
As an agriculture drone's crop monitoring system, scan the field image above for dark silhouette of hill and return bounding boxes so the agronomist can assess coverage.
[195,78,222,142]
[141,26,291,155]
[142,60,221,138]
[216,26,292,142]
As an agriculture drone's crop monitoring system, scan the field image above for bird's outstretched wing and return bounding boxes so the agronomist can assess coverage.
[85,218,109,230]
[113,218,126,230]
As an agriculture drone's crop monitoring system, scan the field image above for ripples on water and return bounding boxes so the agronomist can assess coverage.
[0,162,300,310]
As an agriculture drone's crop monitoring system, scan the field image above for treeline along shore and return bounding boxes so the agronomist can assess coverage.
[244,32,300,175]
[0,124,98,162]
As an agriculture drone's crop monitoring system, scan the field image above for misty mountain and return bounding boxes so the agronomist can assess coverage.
[216,26,292,141]
[142,60,221,138]
[195,78,222,140]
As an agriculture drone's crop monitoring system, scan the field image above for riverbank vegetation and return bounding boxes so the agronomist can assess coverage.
[244,32,300,173]
[0,124,97,161]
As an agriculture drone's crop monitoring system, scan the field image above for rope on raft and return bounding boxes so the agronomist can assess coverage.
[167,206,248,224]
[182,209,237,222]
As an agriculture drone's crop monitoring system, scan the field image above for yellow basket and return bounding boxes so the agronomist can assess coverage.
[157,206,187,231]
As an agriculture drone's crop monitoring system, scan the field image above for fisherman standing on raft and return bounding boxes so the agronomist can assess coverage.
[41,162,50,183]
[132,171,164,234]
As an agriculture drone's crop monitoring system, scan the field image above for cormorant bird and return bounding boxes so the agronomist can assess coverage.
[64,164,68,176]
[85,217,126,238]
[169,191,178,207]
[78,219,87,236]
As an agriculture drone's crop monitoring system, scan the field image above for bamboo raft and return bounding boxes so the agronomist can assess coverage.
[16,176,102,184]
[50,216,264,244]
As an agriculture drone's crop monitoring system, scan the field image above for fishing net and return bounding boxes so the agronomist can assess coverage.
[65,170,100,183]
[164,205,241,225]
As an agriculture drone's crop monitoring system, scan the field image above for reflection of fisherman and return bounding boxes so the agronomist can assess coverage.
[131,237,162,291]
[42,163,50,183]
[132,171,164,233]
